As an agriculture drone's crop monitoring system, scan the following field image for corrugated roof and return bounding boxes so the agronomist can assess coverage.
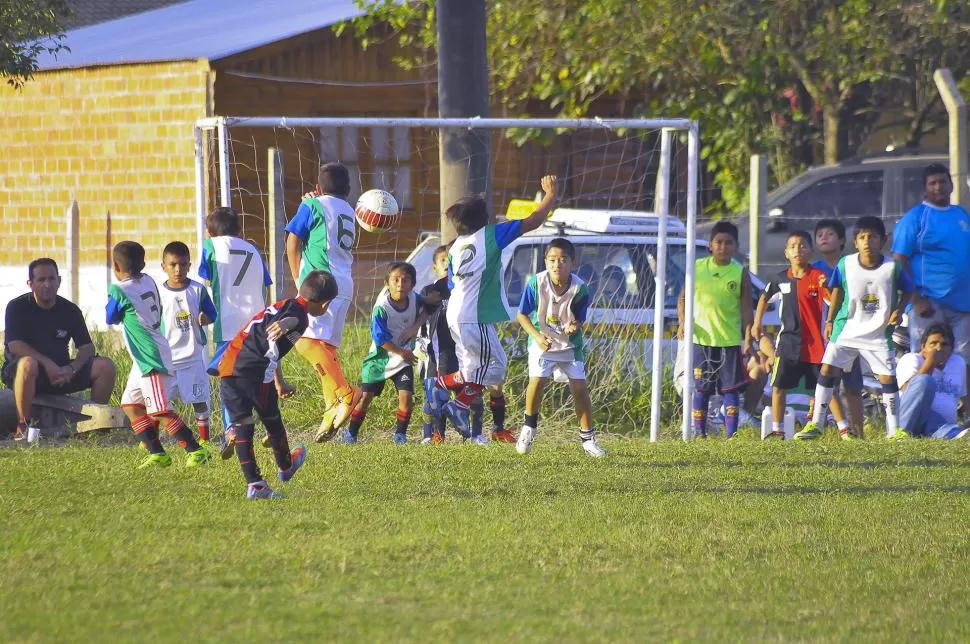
[37,0,364,70]
[66,0,188,29]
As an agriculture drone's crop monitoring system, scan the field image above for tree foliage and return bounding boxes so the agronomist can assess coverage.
[0,0,72,88]
[350,0,970,213]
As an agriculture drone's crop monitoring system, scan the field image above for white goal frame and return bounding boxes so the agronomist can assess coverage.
[194,116,700,442]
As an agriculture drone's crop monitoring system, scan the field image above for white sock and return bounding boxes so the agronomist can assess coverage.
[772,421,782,433]
[883,391,900,434]
[812,385,834,424]
[836,419,849,431]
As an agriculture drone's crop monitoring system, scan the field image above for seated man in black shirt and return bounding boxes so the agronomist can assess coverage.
[2,258,117,439]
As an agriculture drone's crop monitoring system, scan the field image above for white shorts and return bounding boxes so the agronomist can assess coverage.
[302,296,351,346]
[822,342,895,377]
[121,367,176,415]
[171,361,211,406]
[450,322,508,386]
[528,350,586,382]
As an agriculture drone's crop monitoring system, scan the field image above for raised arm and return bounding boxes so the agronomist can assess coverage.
[519,175,559,234]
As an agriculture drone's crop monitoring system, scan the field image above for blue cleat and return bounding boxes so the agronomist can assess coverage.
[393,432,407,445]
[278,443,307,482]
[442,400,471,439]
[247,481,284,500]
[341,431,358,444]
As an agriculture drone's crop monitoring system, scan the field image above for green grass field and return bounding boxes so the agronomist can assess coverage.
[4,439,970,642]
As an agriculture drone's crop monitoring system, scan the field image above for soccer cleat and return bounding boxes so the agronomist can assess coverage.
[582,437,607,458]
[431,432,445,445]
[393,432,407,445]
[839,429,856,441]
[793,422,822,440]
[261,434,271,449]
[278,443,307,482]
[470,434,489,446]
[138,452,173,469]
[765,431,785,439]
[315,413,340,443]
[199,439,214,451]
[185,446,213,468]
[420,436,433,445]
[516,425,536,455]
[13,424,27,441]
[220,427,237,460]
[442,401,471,438]
[247,481,284,500]
[888,428,911,441]
[955,427,970,439]
[490,428,516,443]
[341,431,358,445]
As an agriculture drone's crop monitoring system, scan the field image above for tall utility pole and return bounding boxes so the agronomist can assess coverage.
[436,0,490,243]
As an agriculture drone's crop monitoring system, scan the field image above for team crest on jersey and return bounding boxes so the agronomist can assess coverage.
[727,280,738,293]
[546,313,564,335]
[56,329,68,339]
[862,293,880,314]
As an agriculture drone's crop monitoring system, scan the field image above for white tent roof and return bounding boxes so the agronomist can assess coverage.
[36,0,364,70]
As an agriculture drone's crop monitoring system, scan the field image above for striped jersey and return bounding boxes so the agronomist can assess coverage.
[829,254,913,351]
[417,278,458,378]
[199,235,272,343]
[362,291,422,383]
[158,279,217,368]
[106,274,173,376]
[284,194,356,298]
[446,220,522,325]
[518,271,590,361]
[212,297,310,384]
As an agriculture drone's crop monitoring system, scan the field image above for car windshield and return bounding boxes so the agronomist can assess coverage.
[505,242,704,309]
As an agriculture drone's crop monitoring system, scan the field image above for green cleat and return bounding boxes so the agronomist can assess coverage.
[199,439,214,451]
[138,453,172,469]
[261,434,271,449]
[793,422,822,440]
[185,446,213,468]
[839,429,856,441]
[888,429,912,441]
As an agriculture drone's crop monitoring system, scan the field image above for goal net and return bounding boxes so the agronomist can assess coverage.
[194,117,701,441]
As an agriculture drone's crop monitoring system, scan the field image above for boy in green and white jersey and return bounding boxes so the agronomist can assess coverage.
[343,262,431,444]
[106,241,211,469]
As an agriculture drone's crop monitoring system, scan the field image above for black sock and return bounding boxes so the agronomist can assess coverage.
[490,395,507,431]
[263,415,291,471]
[164,417,201,452]
[524,413,539,429]
[234,424,262,484]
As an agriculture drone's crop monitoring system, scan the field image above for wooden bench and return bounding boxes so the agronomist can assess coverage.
[0,390,130,437]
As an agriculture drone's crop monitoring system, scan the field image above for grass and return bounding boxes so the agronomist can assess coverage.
[3,439,970,642]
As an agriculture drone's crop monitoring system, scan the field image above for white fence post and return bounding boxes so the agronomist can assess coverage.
[65,200,80,304]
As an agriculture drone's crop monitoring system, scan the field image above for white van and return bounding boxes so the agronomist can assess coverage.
[405,206,779,367]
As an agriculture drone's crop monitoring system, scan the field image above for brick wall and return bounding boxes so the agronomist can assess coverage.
[0,60,211,329]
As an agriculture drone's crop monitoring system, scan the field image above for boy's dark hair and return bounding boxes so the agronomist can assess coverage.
[319,163,351,198]
[386,261,417,284]
[815,218,846,249]
[162,241,191,259]
[921,322,954,348]
[300,270,339,302]
[710,220,739,243]
[113,241,146,274]
[433,244,450,260]
[787,230,813,248]
[546,237,576,260]
[206,207,241,237]
[446,196,489,236]
[854,216,886,239]
[924,163,951,185]
[28,258,58,281]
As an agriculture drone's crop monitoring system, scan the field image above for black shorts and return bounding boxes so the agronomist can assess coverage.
[361,366,415,396]
[1,356,94,394]
[771,358,820,391]
[692,344,748,394]
[220,376,280,425]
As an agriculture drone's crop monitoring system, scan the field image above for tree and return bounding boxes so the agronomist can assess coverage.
[0,0,72,88]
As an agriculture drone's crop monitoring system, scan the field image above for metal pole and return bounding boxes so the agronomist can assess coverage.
[197,116,694,130]
[436,0,490,242]
[682,123,700,441]
[934,69,968,210]
[749,154,767,274]
[217,118,231,208]
[193,127,207,273]
[650,129,672,443]
[65,199,79,304]
[267,147,286,302]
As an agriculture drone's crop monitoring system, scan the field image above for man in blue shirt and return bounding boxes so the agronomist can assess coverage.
[892,163,970,385]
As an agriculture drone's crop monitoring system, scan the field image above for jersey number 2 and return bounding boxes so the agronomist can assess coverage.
[454,244,476,281]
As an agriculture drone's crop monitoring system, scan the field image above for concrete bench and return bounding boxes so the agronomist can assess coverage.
[0,389,130,438]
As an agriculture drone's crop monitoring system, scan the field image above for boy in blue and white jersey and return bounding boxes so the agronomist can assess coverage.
[158,241,218,446]
[435,175,559,444]
[798,217,914,440]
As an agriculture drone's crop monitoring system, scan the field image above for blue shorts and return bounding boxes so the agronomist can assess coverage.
[840,356,863,392]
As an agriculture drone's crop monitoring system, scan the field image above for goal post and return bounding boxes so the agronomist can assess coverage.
[194,115,701,442]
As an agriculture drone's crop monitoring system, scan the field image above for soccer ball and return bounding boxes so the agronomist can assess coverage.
[355,189,401,233]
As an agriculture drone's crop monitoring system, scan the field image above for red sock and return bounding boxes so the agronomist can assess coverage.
[435,372,466,391]
[132,415,164,454]
[456,383,484,409]
[163,416,201,452]
[196,415,210,441]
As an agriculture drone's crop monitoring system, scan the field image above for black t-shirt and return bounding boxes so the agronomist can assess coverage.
[214,297,309,381]
[419,278,458,377]
[3,293,92,367]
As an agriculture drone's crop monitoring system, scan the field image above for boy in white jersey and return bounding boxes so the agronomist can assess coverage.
[106,242,211,469]
[159,242,218,446]
[285,163,362,440]
[515,238,605,457]
[436,174,559,444]
[197,207,276,453]
[343,262,433,443]
[797,216,914,440]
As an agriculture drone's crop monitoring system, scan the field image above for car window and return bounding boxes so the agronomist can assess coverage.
[504,245,540,305]
[782,170,884,226]
[902,166,933,208]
